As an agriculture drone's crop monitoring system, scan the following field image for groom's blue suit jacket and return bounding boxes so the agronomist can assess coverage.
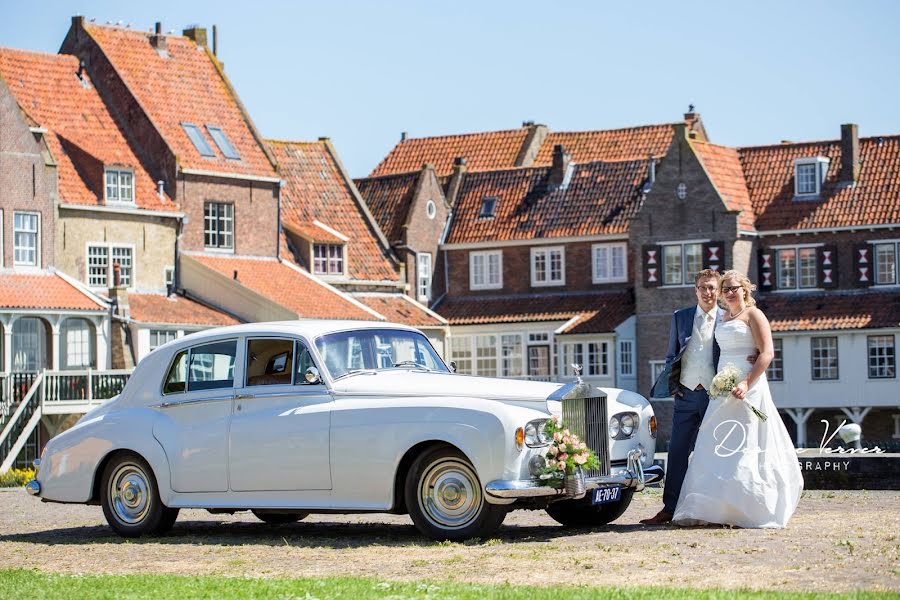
[650,305,723,399]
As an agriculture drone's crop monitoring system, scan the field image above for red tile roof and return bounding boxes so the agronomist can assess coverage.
[446,160,645,244]
[435,291,633,333]
[0,48,172,211]
[691,140,756,231]
[83,24,276,179]
[738,136,900,231]
[352,293,447,327]
[533,124,676,166]
[0,271,104,311]
[354,171,419,244]
[370,128,529,177]
[268,140,399,282]
[188,254,380,320]
[759,291,900,332]
[128,293,239,327]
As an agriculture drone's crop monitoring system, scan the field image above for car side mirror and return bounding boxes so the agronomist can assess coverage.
[304,366,322,384]
[449,361,457,374]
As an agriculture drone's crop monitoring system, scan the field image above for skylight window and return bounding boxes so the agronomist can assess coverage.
[206,125,240,160]
[182,123,215,157]
[479,196,497,218]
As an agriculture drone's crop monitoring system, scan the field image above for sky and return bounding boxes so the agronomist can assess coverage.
[1,1,898,177]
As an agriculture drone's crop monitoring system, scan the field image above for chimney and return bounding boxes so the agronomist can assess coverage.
[212,24,218,56]
[108,262,134,370]
[547,144,571,191]
[233,269,239,281]
[150,21,167,53]
[840,123,860,184]
[182,25,208,47]
[647,154,656,183]
[444,157,468,207]
[400,131,408,142]
[515,122,549,168]
[157,180,165,201]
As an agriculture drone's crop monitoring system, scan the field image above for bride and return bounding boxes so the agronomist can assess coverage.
[672,270,803,528]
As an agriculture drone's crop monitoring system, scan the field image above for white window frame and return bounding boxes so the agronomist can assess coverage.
[811,336,839,381]
[204,202,234,251]
[13,211,40,267]
[873,241,900,287]
[793,157,829,197]
[150,329,179,352]
[592,242,628,284]
[104,168,135,204]
[417,252,432,302]
[313,243,346,276]
[561,341,609,377]
[771,243,823,291]
[618,340,634,377]
[649,360,667,387]
[530,246,565,287]
[85,242,135,289]
[660,241,703,287]
[767,338,783,381]
[450,335,473,374]
[867,335,896,379]
[500,333,524,377]
[469,250,502,290]
[61,318,95,370]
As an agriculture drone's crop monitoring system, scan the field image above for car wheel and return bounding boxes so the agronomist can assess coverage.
[405,446,506,541]
[100,452,179,537]
[251,510,307,525]
[546,488,635,528]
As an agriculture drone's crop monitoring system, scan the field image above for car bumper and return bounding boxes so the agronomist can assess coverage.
[485,449,664,500]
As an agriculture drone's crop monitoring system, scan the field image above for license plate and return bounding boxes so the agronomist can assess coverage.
[592,487,621,505]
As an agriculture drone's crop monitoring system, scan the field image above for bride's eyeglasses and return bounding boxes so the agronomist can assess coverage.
[722,285,742,294]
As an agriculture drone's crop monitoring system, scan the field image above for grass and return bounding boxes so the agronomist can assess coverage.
[0,570,894,600]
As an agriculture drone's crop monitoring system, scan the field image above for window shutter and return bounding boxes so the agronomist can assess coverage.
[702,241,725,273]
[852,243,874,287]
[758,248,776,291]
[817,245,838,289]
[642,244,661,287]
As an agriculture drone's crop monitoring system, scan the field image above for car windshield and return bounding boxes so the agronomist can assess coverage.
[315,328,449,380]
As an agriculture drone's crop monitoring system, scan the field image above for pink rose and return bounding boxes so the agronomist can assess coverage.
[548,445,558,456]
[548,459,557,469]
[558,453,568,462]
[563,429,571,437]
[557,461,566,470]
[574,454,587,465]
[553,431,561,442]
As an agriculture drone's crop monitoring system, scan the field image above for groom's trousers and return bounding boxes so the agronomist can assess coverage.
[663,386,710,514]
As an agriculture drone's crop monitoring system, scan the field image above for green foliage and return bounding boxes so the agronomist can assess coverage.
[0,570,893,600]
[539,416,600,480]
[0,468,34,487]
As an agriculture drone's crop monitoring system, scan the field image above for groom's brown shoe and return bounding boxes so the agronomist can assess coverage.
[639,510,673,525]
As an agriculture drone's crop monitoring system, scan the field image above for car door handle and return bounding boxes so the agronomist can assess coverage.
[235,393,255,400]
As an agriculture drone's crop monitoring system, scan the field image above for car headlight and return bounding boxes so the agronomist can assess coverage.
[524,419,550,448]
[609,412,639,440]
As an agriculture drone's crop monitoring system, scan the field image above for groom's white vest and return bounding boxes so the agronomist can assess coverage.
[680,305,718,390]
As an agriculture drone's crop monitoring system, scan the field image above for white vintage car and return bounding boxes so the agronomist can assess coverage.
[27,321,662,541]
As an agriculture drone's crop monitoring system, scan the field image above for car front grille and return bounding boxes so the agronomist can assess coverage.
[561,396,610,477]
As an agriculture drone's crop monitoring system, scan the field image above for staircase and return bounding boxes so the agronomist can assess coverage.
[0,372,43,472]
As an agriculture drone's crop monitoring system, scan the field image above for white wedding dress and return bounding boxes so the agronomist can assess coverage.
[672,319,803,528]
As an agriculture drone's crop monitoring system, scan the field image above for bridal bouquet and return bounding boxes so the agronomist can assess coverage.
[710,362,768,421]
[538,416,600,483]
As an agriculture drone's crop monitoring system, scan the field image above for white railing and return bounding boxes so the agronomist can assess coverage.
[42,369,132,404]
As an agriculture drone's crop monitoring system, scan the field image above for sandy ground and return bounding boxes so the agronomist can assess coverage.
[0,488,897,593]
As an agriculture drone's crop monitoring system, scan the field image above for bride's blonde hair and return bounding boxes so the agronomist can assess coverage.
[719,270,757,307]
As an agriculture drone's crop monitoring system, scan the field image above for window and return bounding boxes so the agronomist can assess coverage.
[61,318,94,370]
[475,335,498,376]
[450,336,473,374]
[417,253,432,302]
[180,340,237,391]
[104,168,134,203]
[593,243,627,284]
[562,341,609,377]
[13,212,39,266]
[426,200,437,220]
[767,338,783,381]
[479,196,497,218]
[618,340,634,376]
[470,251,502,290]
[206,126,240,159]
[874,242,899,285]
[811,337,838,380]
[150,330,178,352]
[793,157,829,197]
[204,202,233,249]
[313,244,345,275]
[649,360,667,387]
[246,339,294,386]
[315,329,448,379]
[531,246,565,287]
[500,334,523,377]
[182,123,215,157]
[868,335,896,379]
[12,317,46,371]
[164,267,175,287]
[661,242,702,286]
[86,244,132,288]
[776,247,818,289]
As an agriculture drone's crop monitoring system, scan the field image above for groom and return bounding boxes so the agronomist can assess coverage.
[641,269,723,525]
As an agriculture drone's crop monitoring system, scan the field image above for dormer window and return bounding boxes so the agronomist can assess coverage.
[207,125,240,160]
[313,244,345,276]
[794,157,829,197]
[479,196,497,218]
[105,168,134,203]
[182,122,215,157]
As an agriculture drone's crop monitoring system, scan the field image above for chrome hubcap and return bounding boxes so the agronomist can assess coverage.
[419,458,482,530]
[109,463,151,525]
